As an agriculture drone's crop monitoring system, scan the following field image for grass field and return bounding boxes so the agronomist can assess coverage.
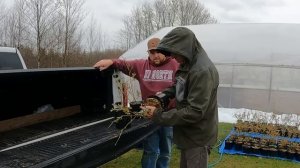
[102,123,300,168]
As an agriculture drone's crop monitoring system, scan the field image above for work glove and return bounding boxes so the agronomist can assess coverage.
[145,92,170,111]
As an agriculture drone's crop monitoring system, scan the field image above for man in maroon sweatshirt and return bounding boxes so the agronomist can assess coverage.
[94,38,179,168]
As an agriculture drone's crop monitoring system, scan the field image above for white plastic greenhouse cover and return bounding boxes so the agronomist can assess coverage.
[117,23,300,114]
[121,23,300,66]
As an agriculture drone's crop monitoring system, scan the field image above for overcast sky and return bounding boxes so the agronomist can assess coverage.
[85,0,300,39]
[3,0,300,40]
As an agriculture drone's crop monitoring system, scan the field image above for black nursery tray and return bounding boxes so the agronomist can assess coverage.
[219,129,300,163]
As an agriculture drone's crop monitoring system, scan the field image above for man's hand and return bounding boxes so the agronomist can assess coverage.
[93,59,113,71]
[141,105,157,119]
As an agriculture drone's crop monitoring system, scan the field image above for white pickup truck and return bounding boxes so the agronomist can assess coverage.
[0,47,27,70]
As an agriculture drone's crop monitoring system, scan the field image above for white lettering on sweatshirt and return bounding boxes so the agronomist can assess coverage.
[143,70,174,81]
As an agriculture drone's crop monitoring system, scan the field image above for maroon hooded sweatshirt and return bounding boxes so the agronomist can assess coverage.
[113,57,178,108]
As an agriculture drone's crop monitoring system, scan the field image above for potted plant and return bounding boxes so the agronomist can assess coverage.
[295,148,300,161]
[252,145,261,155]
[286,142,298,160]
[242,143,251,154]
[234,135,245,151]
[129,101,143,112]
[225,134,236,150]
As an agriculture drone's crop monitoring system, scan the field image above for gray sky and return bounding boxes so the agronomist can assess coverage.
[3,0,300,40]
[203,0,300,23]
[85,0,300,39]
[85,0,148,39]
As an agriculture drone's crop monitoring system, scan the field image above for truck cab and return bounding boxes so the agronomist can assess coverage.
[0,47,27,70]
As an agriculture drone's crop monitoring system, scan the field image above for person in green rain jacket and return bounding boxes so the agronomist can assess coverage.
[142,27,219,168]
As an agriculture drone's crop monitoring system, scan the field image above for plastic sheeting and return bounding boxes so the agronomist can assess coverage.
[119,24,300,114]
[121,24,300,66]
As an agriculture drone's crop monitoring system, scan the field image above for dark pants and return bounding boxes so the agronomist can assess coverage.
[180,146,209,168]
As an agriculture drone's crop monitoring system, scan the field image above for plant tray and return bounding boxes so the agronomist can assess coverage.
[219,129,300,163]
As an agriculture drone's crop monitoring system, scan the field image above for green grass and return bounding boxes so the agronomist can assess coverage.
[101,123,300,168]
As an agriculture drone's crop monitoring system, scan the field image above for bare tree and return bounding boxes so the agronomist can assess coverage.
[0,1,5,22]
[45,10,65,67]
[85,14,107,53]
[5,0,30,48]
[178,0,216,25]
[23,0,58,68]
[57,0,86,67]
[85,12,109,52]
[131,7,143,45]
[117,17,134,50]
[141,2,155,38]
[118,0,217,49]
[15,0,28,48]
[1,0,118,68]
[153,0,178,29]
[86,15,97,53]
[6,11,18,47]
[118,3,155,49]
[94,23,107,52]
[0,1,7,45]
[51,12,65,53]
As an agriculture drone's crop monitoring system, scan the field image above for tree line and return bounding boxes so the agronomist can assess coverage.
[117,0,217,50]
[0,0,216,68]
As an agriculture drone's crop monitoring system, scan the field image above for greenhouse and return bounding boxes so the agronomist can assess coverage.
[117,23,300,115]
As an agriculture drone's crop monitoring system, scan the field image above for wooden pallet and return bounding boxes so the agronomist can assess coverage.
[0,105,80,132]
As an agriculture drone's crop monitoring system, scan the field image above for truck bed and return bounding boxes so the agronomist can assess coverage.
[0,112,157,168]
[0,68,157,167]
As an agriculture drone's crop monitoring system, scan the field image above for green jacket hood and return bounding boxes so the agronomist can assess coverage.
[157,27,204,64]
